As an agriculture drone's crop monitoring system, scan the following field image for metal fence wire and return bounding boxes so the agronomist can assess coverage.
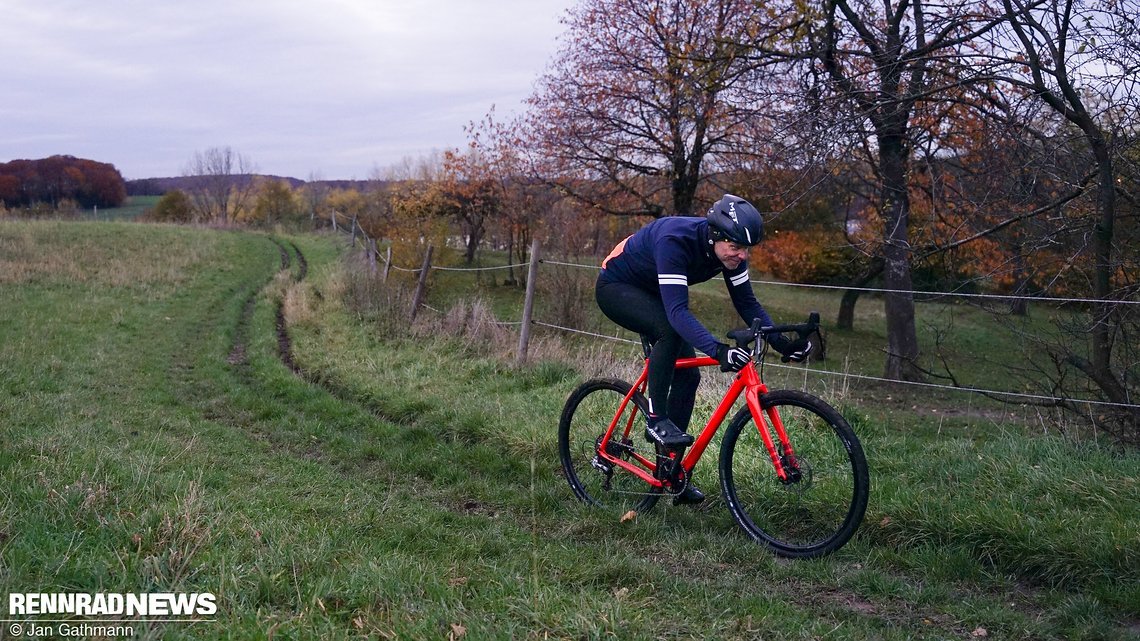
[322,210,1139,412]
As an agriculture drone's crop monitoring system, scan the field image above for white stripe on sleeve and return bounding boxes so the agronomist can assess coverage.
[658,274,688,287]
[730,271,750,287]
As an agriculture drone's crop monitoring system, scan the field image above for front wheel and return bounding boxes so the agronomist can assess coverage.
[558,378,661,514]
[719,390,868,558]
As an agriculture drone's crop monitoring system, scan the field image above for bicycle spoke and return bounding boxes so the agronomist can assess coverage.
[559,379,661,514]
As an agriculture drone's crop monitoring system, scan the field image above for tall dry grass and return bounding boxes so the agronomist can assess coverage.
[0,220,216,288]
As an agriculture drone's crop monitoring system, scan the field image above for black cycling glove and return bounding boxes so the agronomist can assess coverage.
[715,342,751,372]
[764,332,812,363]
[780,337,813,363]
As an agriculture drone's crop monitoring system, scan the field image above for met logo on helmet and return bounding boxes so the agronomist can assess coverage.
[728,201,739,223]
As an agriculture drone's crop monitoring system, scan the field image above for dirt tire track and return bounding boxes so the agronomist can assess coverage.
[225,293,256,366]
[228,236,297,370]
[270,238,301,373]
[288,240,308,280]
[227,237,290,367]
[275,304,299,374]
[275,238,291,271]
[268,239,418,428]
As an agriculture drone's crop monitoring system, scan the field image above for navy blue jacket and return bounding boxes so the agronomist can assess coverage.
[598,216,775,356]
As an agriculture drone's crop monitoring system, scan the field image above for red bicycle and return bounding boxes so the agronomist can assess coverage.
[558,313,869,558]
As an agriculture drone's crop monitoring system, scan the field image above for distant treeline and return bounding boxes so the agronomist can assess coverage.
[127,176,377,196]
[0,155,127,209]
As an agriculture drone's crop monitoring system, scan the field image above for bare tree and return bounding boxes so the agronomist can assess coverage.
[525,0,775,217]
[464,107,553,284]
[302,171,330,225]
[183,146,256,224]
[973,0,1140,441]
[750,0,1019,381]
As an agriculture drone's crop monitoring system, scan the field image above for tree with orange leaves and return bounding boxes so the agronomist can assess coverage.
[971,0,1140,441]
[457,107,563,282]
[439,146,502,265]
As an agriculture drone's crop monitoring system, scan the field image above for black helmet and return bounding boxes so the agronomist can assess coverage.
[706,194,763,246]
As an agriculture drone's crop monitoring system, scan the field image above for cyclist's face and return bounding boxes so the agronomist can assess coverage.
[713,240,750,270]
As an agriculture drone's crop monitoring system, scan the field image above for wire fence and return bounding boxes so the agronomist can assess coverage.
[321,210,1139,412]
[541,259,1140,307]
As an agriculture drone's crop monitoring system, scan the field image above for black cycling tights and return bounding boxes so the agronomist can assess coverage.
[596,277,701,431]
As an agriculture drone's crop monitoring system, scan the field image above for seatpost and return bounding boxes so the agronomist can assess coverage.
[640,335,653,360]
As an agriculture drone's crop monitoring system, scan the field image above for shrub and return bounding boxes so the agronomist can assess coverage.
[148,190,194,223]
[753,229,853,284]
[534,260,597,332]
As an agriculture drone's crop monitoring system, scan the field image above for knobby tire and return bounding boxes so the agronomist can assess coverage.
[719,389,869,558]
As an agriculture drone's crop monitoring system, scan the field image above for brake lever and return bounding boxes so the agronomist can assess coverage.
[779,311,822,363]
[727,329,754,349]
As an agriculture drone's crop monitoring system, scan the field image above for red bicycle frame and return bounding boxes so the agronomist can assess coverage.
[595,356,800,489]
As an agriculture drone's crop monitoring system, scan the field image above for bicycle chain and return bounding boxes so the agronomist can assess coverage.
[594,449,690,498]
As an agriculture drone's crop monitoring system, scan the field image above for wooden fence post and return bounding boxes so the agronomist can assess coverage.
[368,238,377,274]
[516,239,541,366]
[383,246,393,283]
[409,245,434,322]
[331,211,338,233]
[351,216,359,247]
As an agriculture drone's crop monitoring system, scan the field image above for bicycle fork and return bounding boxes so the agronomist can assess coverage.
[679,371,802,486]
[743,385,801,484]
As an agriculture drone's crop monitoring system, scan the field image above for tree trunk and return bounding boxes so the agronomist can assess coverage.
[505,225,517,286]
[837,258,884,330]
[672,173,698,216]
[1010,243,1029,316]
[879,134,924,381]
[464,224,483,265]
[1088,140,1127,402]
[671,147,702,216]
[837,290,860,331]
[465,236,477,264]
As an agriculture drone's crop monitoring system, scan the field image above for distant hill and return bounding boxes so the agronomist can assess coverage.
[126,176,381,196]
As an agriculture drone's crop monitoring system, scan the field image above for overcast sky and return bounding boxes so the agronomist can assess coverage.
[1,1,573,180]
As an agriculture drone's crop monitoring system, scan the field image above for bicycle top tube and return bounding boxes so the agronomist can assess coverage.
[638,337,719,367]
[674,355,717,369]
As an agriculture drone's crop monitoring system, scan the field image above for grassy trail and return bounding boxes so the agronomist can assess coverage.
[1,221,1136,640]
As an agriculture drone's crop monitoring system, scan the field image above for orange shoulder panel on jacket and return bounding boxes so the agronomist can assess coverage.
[601,236,631,269]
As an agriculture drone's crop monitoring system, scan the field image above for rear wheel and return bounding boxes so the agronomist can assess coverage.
[558,378,661,514]
[719,390,868,558]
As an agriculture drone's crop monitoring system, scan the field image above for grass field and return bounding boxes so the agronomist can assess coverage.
[1,220,1137,640]
[95,195,162,221]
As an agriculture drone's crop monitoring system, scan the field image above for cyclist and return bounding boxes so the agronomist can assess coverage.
[595,194,811,504]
